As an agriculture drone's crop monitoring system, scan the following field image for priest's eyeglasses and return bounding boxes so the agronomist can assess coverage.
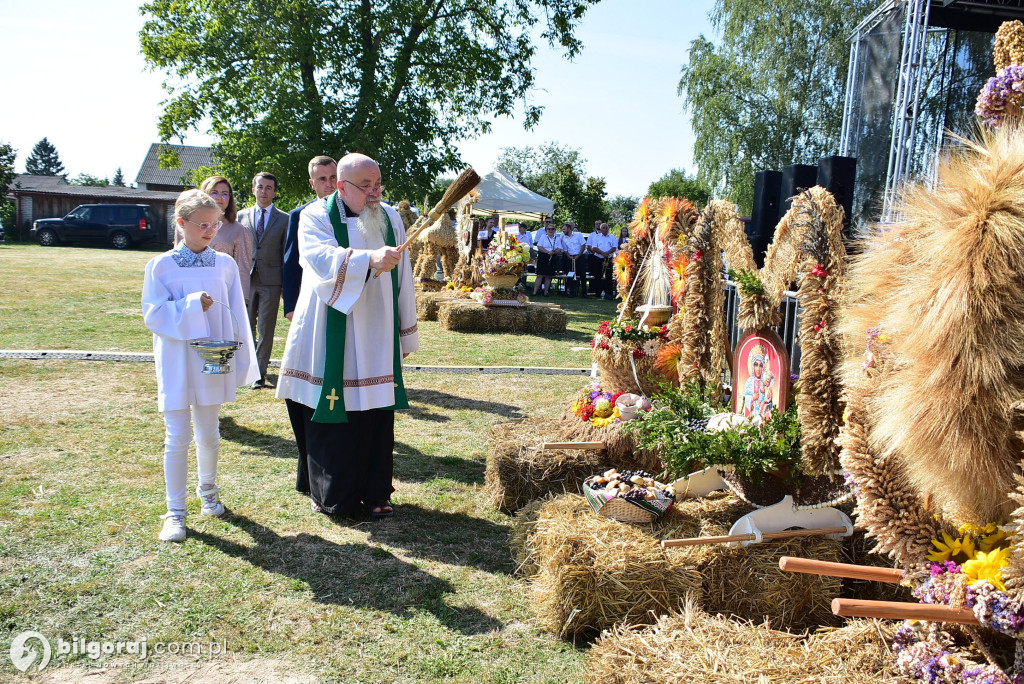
[343,179,385,195]
[184,219,223,231]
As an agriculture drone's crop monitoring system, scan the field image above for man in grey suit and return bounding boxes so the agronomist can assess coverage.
[239,171,288,388]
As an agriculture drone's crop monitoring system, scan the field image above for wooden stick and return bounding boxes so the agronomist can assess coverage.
[779,556,905,583]
[540,441,606,450]
[373,167,481,278]
[832,598,979,625]
[662,526,848,548]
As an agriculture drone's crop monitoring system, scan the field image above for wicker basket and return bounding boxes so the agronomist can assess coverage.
[485,273,521,289]
[583,476,674,523]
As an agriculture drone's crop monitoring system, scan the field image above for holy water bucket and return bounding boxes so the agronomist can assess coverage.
[188,300,243,374]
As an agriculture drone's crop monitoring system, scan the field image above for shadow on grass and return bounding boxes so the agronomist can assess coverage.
[192,514,503,636]
[395,441,485,486]
[405,388,524,423]
[220,416,297,459]
[358,503,513,575]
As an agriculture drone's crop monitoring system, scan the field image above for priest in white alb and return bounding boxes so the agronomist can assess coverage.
[276,153,419,519]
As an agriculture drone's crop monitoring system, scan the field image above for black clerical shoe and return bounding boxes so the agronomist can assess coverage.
[251,378,267,389]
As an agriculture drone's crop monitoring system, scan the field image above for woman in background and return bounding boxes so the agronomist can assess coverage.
[200,176,253,304]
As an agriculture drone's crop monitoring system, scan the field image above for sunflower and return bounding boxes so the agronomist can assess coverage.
[962,547,1011,590]
[654,343,683,381]
[927,531,977,564]
[614,250,634,289]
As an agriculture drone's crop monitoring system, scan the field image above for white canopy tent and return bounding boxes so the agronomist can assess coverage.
[464,167,554,221]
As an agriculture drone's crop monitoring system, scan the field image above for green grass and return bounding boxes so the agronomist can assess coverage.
[0,243,605,681]
[0,242,616,367]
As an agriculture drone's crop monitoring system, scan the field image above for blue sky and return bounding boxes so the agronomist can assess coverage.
[0,1,714,198]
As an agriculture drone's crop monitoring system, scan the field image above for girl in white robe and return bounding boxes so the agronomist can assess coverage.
[142,190,259,542]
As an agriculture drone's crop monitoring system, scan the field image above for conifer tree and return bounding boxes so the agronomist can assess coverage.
[24,138,64,176]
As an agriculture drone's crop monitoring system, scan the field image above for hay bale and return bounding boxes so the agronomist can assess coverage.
[559,408,662,473]
[510,497,550,578]
[839,530,914,604]
[528,495,702,638]
[587,603,903,683]
[417,291,441,321]
[521,490,845,637]
[438,300,529,332]
[695,534,844,630]
[525,305,568,334]
[657,492,843,630]
[486,419,602,513]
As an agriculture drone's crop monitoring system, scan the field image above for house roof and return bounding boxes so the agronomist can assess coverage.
[135,143,214,187]
[10,175,178,201]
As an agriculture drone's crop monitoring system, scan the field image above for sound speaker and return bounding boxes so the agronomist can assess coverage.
[747,170,782,268]
[778,164,818,216]
[817,155,857,238]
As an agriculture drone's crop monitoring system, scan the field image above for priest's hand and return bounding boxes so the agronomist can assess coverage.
[200,293,213,312]
[369,246,401,272]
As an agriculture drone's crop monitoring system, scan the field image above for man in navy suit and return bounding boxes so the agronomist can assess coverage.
[283,155,337,494]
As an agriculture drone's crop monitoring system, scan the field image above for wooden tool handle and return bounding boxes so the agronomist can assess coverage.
[662,526,848,548]
[832,598,978,625]
[540,441,606,450]
[373,167,481,278]
[779,556,904,583]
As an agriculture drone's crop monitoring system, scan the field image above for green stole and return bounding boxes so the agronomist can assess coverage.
[312,192,409,423]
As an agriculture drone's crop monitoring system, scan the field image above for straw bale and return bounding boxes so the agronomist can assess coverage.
[655,491,842,629]
[438,300,566,333]
[416,291,441,321]
[838,530,914,604]
[587,602,905,684]
[521,489,851,638]
[486,418,602,513]
[509,497,550,577]
[558,408,662,472]
[525,305,568,334]
[528,495,702,638]
[693,533,844,630]
[438,300,528,332]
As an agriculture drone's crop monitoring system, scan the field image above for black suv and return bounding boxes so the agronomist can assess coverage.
[31,204,159,249]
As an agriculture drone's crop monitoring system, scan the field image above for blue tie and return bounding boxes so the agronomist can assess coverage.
[256,209,265,242]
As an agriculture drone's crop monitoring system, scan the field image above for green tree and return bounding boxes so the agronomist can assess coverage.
[140,0,601,208]
[112,168,125,186]
[497,142,606,230]
[646,168,711,207]
[679,0,872,214]
[25,137,64,176]
[69,173,109,187]
[0,142,17,239]
[604,194,639,227]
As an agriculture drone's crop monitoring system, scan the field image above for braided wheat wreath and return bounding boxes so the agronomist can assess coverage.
[840,125,1024,682]
[671,188,849,480]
